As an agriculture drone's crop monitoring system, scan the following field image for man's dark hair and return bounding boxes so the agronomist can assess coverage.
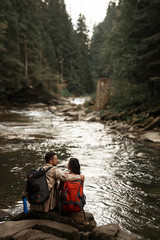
[69,158,81,174]
[45,151,56,163]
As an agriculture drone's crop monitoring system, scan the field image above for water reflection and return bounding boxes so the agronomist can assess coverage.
[0,108,160,240]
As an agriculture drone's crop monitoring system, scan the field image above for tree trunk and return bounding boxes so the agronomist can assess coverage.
[24,38,28,78]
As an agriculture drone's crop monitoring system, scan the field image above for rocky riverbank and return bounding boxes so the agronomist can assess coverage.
[47,97,160,144]
[1,97,160,143]
[0,209,139,240]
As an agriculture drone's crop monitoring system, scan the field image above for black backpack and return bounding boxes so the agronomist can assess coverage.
[26,167,52,205]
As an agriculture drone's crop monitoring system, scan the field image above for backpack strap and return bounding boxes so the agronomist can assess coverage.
[40,166,53,174]
[44,167,53,173]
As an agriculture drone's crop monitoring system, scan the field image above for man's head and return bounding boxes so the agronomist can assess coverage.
[45,151,58,166]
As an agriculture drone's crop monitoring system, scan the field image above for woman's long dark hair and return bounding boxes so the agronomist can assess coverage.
[69,158,81,175]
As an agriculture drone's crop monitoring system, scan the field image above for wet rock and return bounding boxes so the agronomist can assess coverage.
[116,229,139,240]
[49,106,57,113]
[26,103,49,111]
[61,106,79,113]
[0,211,139,240]
[92,224,139,240]
[128,126,134,132]
[52,98,70,106]
[140,116,154,128]
[140,131,160,143]
[0,220,79,240]
[80,231,92,240]
[0,220,39,239]
[0,210,11,221]
[64,112,79,121]
[32,220,80,240]
[109,122,129,132]
[143,116,160,130]
[92,223,120,239]
[13,229,65,240]
[10,210,96,232]
[123,133,137,139]
[83,112,100,122]
[129,117,141,125]
[28,103,48,108]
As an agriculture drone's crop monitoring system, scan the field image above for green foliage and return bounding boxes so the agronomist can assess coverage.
[90,0,160,109]
[60,88,71,97]
[0,0,95,104]
[108,80,152,112]
[76,14,96,94]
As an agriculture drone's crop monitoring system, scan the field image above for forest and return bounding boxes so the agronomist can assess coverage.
[0,0,160,109]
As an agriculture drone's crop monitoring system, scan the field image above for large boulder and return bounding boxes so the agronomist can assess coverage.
[0,210,139,240]
[92,224,138,240]
[10,210,96,232]
[0,220,79,240]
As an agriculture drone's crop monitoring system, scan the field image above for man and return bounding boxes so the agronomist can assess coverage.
[31,151,85,212]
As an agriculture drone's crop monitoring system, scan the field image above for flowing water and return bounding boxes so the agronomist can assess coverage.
[0,99,160,239]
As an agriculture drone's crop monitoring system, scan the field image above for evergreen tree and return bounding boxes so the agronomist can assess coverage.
[0,0,95,103]
[91,0,160,107]
[133,0,160,96]
[76,14,96,94]
[0,0,24,100]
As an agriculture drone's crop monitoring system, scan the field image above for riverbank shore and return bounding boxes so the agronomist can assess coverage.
[48,97,160,144]
[0,97,160,144]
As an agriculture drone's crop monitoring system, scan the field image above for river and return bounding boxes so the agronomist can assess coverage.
[0,99,160,240]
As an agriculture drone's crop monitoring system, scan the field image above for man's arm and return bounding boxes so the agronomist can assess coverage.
[55,168,85,182]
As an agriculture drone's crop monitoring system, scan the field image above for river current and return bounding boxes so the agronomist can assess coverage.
[0,99,160,239]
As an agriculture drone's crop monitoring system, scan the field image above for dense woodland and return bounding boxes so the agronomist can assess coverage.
[0,0,96,104]
[0,0,160,109]
[91,0,160,110]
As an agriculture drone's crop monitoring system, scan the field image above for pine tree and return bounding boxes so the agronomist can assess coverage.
[0,0,25,101]
[0,0,96,103]
[76,14,95,94]
[91,0,160,106]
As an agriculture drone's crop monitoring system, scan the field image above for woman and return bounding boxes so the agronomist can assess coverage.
[60,157,87,225]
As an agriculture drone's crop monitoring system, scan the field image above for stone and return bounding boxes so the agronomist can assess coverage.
[116,229,138,240]
[0,210,11,221]
[14,229,66,240]
[64,112,79,121]
[80,231,92,240]
[140,131,160,143]
[10,210,96,232]
[32,220,80,240]
[0,220,80,240]
[92,224,119,240]
[0,211,140,240]
[129,117,140,125]
[83,112,98,122]
[49,106,57,113]
[0,220,39,239]
[141,116,154,127]
[92,224,139,240]
[144,116,160,130]
[28,103,48,108]
[128,126,134,132]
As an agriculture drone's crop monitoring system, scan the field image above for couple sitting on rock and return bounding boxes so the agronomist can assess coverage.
[30,151,87,225]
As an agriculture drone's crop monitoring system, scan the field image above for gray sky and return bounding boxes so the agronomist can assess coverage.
[64,0,112,36]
